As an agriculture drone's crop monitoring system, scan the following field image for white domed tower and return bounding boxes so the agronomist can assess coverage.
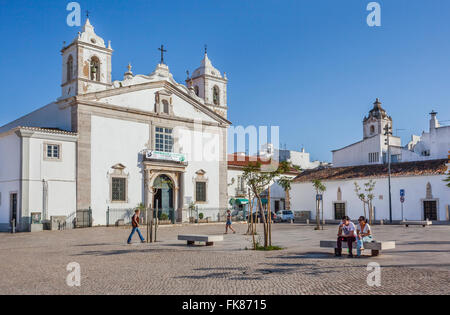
[60,18,113,99]
[187,48,228,118]
[363,98,393,139]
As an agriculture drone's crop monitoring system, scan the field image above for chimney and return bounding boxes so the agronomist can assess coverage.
[430,110,440,131]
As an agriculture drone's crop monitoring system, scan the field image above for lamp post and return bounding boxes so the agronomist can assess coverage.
[384,124,393,224]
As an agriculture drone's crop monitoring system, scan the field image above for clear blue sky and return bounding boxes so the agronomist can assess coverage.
[1,0,450,162]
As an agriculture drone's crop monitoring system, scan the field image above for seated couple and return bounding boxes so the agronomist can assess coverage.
[336,216,373,258]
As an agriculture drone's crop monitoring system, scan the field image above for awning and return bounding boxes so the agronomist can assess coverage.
[230,198,249,205]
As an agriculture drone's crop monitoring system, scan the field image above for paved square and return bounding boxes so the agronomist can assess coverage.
[0,223,449,295]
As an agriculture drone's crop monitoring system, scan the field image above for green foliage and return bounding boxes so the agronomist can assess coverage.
[199,213,204,220]
[444,174,450,188]
[160,213,169,221]
[277,176,292,192]
[312,179,326,194]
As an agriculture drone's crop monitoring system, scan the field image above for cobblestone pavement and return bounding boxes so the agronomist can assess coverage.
[0,223,449,295]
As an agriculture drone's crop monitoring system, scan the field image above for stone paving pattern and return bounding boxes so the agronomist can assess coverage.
[0,223,449,295]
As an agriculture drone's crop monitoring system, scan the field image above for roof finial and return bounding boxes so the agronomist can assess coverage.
[204,44,208,55]
[158,45,167,64]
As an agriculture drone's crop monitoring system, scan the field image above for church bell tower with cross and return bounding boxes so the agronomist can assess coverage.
[186,46,228,118]
[60,16,113,99]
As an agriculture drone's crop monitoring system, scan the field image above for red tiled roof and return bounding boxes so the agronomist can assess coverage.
[293,159,448,183]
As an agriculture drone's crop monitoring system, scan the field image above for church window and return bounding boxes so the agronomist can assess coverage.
[90,56,100,81]
[196,182,207,202]
[370,125,375,134]
[111,178,126,202]
[67,55,74,82]
[162,100,169,114]
[194,86,199,96]
[368,152,379,163]
[155,127,173,153]
[45,143,61,160]
[213,86,220,105]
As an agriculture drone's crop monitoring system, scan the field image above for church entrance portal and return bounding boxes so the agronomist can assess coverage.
[153,175,175,223]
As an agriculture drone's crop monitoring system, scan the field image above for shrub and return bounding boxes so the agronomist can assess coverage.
[160,213,169,221]
[199,213,204,220]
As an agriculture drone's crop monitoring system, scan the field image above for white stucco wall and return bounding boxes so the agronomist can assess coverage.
[0,132,21,225]
[291,175,450,222]
[90,115,150,225]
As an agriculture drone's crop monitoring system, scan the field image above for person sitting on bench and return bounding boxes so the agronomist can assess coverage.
[356,216,373,258]
[336,216,356,258]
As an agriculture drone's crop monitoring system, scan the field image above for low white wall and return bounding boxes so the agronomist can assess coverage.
[291,175,450,222]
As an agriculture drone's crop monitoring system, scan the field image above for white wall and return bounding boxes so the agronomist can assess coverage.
[90,115,150,225]
[0,133,20,225]
[291,175,450,222]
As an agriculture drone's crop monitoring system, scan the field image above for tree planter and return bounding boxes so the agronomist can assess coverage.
[158,220,172,225]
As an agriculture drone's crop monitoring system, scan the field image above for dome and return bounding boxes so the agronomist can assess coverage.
[191,53,224,79]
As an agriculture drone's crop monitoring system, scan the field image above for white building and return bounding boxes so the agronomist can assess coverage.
[291,99,450,223]
[291,160,449,222]
[227,153,299,216]
[332,99,450,167]
[0,19,230,231]
[260,143,328,170]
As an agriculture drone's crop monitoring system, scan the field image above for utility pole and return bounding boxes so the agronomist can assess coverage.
[384,124,393,224]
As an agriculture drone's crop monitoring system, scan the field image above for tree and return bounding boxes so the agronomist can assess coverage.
[354,180,376,224]
[242,161,285,249]
[276,164,301,211]
[444,174,450,188]
[312,179,326,230]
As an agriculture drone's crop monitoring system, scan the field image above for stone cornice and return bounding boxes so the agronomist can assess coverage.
[72,99,228,128]
[70,80,231,126]
[61,40,113,55]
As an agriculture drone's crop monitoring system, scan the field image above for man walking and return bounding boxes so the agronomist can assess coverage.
[336,216,356,257]
[127,209,145,244]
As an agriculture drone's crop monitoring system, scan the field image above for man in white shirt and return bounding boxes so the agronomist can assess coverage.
[336,216,357,258]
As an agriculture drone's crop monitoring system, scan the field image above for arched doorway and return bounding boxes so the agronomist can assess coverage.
[153,175,174,223]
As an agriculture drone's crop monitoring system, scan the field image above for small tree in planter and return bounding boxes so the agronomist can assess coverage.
[354,180,376,224]
[312,179,326,230]
[242,161,288,249]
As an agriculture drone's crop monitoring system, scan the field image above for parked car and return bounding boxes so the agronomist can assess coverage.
[246,211,277,222]
[275,210,295,222]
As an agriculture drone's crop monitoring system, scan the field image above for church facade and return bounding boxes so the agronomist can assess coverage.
[0,19,230,231]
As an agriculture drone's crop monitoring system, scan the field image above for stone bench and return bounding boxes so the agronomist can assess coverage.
[178,234,224,246]
[320,240,396,256]
[401,220,432,227]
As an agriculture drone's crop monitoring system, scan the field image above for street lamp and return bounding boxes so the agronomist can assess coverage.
[384,124,393,224]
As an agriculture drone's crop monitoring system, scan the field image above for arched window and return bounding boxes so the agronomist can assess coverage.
[426,182,433,199]
[90,57,100,81]
[194,86,199,96]
[213,86,220,105]
[67,55,74,82]
[370,125,375,134]
[337,187,342,201]
[162,100,169,114]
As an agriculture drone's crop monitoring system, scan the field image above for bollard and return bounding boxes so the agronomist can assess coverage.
[11,219,16,234]
[306,219,310,225]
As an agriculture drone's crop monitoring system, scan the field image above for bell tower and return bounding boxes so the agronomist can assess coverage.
[363,98,393,139]
[60,18,113,99]
[187,48,228,118]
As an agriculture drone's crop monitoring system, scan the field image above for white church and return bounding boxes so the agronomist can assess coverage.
[0,19,231,231]
[291,100,450,223]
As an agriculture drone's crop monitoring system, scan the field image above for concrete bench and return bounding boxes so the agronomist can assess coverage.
[178,234,224,246]
[401,220,432,227]
[320,240,396,256]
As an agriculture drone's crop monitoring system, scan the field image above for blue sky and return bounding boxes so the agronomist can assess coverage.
[1,0,449,162]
